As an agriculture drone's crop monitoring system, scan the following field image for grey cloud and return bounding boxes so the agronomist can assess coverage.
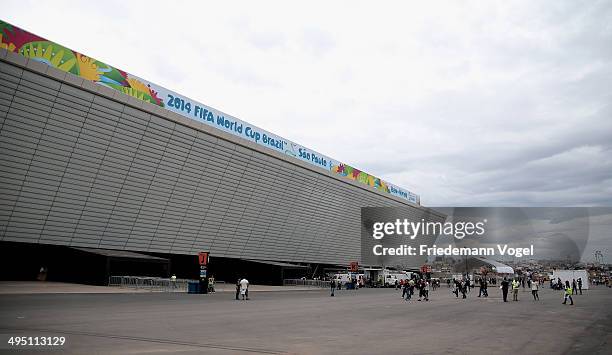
[433,208,606,261]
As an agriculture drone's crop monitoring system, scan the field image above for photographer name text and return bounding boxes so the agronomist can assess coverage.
[372,244,534,258]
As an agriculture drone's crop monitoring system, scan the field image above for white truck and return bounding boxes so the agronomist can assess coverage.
[382,270,411,287]
[333,273,364,286]
[552,270,589,290]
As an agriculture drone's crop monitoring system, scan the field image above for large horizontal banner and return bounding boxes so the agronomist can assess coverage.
[0,19,419,204]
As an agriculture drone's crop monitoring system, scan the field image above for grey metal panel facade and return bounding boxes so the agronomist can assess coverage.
[0,56,440,265]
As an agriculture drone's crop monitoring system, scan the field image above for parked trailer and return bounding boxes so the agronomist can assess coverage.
[552,270,590,290]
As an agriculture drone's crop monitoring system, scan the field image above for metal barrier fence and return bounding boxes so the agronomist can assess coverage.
[108,276,196,292]
[283,279,331,288]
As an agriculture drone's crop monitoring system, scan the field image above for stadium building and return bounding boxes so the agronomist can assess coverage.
[0,20,445,284]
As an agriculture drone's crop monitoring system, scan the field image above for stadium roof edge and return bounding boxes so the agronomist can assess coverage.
[0,19,421,205]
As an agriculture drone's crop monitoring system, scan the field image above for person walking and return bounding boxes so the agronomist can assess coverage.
[417,279,423,301]
[418,279,425,301]
[330,278,336,297]
[572,279,577,295]
[235,278,241,300]
[512,278,520,301]
[577,278,583,295]
[563,281,574,305]
[240,277,249,300]
[478,278,488,297]
[501,277,509,302]
[409,279,416,300]
[482,279,488,297]
[531,279,539,300]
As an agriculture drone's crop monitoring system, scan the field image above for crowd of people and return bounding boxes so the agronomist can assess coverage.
[592,277,612,287]
[399,278,431,301]
[380,273,600,306]
[238,272,606,305]
[550,277,583,295]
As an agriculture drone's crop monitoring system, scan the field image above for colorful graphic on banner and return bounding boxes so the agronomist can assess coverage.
[0,22,163,106]
[332,162,389,191]
[0,19,419,205]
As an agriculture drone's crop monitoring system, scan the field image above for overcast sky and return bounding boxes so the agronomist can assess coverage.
[3,1,612,207]
[437,207,611,262]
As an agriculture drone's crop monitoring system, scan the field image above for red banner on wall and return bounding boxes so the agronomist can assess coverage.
[198,252,209,266]
[420,264,431,273]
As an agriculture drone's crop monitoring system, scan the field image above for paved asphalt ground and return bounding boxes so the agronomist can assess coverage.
[0,285,610,354]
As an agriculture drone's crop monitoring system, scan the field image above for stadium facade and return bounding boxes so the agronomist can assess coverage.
[0,20,444,283]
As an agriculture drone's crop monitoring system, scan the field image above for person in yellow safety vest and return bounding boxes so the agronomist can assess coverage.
[562,280,574,305]
[512,278,520,301]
